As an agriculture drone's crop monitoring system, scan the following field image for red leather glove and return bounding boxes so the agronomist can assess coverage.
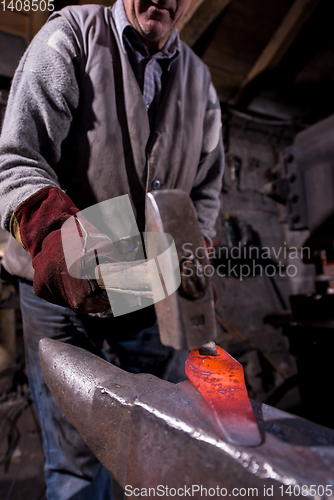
[10,186,119,314]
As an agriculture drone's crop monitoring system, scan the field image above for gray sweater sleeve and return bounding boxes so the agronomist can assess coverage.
[0,16,80,231]
[190,82,224,243]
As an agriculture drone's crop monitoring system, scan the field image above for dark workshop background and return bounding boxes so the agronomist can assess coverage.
[1,0,334,498]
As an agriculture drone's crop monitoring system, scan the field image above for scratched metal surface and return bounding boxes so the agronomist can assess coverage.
[39,338,334,499]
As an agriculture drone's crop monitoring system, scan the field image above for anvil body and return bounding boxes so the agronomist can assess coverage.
[39,338,334,500]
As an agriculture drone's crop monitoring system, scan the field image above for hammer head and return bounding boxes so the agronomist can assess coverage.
[146,190,217,351]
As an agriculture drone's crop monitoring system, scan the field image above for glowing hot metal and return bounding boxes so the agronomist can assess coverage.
[185,345,262,447]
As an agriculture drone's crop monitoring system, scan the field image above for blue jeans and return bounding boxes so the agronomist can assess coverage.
[20,281,183,500]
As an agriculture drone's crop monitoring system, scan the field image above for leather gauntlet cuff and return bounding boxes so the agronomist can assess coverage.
[10,186,118,314]
[10,186,79,258]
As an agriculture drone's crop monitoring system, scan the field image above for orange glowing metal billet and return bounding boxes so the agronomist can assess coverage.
[185,345,262,447]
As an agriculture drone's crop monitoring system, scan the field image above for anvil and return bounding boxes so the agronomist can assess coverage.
[39,338,334,500]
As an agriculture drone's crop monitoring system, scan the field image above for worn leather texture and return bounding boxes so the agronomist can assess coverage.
[14,186,118,314]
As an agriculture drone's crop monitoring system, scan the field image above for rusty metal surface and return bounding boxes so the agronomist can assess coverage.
[39,338,334,499]
[146,190,217,350]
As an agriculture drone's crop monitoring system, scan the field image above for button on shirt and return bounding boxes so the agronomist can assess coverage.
[151,179,162,190]
[113,0,180,128]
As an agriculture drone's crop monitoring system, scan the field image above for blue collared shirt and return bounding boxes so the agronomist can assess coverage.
[113,0,180,126]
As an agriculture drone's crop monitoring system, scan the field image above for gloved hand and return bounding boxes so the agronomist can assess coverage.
[10,186,119,314]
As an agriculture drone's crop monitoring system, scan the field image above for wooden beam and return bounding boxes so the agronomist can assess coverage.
[177,0,206,33]
[29,11,49,41]
[0,11,30,41]
[229,0,321,106]
[180,0,232,48]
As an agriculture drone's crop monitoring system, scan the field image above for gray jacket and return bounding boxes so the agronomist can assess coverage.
[0,4,224,281]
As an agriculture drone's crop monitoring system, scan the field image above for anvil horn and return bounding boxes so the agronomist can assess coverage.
[39,338,334,498]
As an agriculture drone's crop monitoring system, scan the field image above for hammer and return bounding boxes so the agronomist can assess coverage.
[95,190,218,355]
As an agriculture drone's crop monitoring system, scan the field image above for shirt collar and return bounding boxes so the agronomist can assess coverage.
[113,0,180,59]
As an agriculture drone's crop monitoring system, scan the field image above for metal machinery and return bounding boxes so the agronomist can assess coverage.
[263,114,334,428]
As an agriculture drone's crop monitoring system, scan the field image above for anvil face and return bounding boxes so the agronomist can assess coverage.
[39,338,334,498]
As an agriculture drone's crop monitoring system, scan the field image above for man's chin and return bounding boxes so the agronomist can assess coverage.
[138,19,171,44]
